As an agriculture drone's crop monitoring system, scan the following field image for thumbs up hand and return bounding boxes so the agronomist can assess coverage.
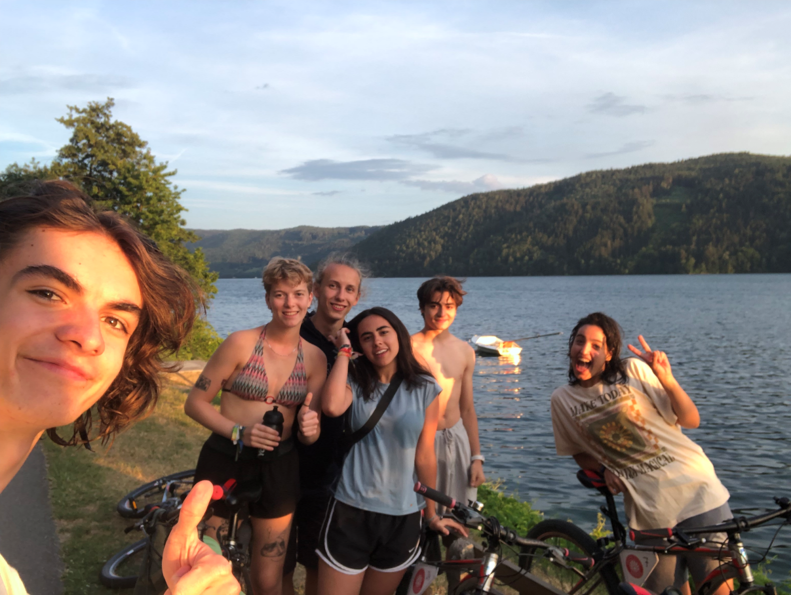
[297,392,320,441]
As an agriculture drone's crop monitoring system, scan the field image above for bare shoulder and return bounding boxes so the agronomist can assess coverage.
[212,327,261,359]
[302,340,328,370]
[447,334,475,357]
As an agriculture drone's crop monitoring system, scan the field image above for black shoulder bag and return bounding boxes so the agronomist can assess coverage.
[339,372,404,457]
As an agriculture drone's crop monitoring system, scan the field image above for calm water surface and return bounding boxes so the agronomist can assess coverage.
[208,275,791,570]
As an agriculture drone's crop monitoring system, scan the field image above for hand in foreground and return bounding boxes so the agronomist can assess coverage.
[162,481,240,595]
[297,392,319,438]
[603,469,627,495]
[244,423,281,451]
[627,335,674,385]
[429,515,470,538]
[469,461,486,488]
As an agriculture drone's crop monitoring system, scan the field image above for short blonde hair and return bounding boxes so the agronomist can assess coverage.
[262,257,313,294]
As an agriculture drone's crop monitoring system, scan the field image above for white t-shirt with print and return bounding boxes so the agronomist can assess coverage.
[550,358,729,530]
[0,554,28,595]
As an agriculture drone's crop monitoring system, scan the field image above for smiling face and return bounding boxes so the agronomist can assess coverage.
[420,290,458,332]
[569,324,613,388]
[315,263,361,323]
[265,279,312,328]
[357,314,400,373]
[0,227,143,431]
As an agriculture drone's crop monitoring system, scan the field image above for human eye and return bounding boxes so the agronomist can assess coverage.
[27,288,63,303]
[103,316,130,335]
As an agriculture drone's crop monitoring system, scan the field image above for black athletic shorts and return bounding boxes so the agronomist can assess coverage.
[316,499,422,575]
[283,488,333,574]
[194,433,299,519]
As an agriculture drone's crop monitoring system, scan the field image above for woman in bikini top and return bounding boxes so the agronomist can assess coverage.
[184,258,328,595]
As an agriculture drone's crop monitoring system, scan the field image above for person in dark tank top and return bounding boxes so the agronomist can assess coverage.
[283,253,366,595]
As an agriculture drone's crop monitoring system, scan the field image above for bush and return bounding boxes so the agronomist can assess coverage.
[476,482,543,536]
[174,317,223,361]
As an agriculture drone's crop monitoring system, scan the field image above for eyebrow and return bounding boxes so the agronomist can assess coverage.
[14,264,143,317]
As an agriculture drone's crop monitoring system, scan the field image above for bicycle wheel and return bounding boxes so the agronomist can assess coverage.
[695,564,738,595]
[99,538,147,589]
[453,575,505,595]
[117,469,195,518]
[521,519,620,595]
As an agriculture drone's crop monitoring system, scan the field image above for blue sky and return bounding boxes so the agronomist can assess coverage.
[2,1,790,230]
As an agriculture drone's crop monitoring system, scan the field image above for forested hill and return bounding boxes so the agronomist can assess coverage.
[351,153,791,276]
[189,226,381,278]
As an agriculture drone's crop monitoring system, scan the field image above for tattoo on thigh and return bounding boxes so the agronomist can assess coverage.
[195,374,211,391]
[260,527,288,558]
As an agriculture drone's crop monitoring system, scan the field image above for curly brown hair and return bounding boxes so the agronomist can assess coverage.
[0,180,200,446]
[416,276,467,311]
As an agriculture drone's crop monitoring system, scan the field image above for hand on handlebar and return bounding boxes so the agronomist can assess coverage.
[429,515,469,538]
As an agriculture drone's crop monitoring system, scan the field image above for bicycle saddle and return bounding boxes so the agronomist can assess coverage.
[577,468,610,495]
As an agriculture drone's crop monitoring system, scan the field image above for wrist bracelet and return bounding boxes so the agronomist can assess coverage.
[338,345,353,357]
[426,514,439,525]
[231,424,241,445]
[471,454,485,463]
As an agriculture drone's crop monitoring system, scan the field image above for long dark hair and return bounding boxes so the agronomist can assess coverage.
[347,307,431,400]
[567,312,627,386]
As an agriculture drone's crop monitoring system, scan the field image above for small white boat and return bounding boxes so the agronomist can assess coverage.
[470,335,523,357]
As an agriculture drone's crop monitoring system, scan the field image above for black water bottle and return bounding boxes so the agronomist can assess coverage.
[258,406,284,458]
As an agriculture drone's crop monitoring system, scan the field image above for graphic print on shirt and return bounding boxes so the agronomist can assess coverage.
[572,385,676,479]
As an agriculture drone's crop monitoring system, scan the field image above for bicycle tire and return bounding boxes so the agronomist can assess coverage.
[117,469,195,519]
[99,538,147,589]
[695,564,739,595]
[521,519,620,595]
[234,565,252,595]
[453,575,505,595]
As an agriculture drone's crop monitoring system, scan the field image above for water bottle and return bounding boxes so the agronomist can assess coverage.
[258,406,284,458]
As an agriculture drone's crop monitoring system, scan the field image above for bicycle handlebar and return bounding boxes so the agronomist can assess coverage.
[630,496,790,544]
[413,482,456,510]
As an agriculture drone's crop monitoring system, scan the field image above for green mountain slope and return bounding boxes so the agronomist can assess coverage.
[351,153,791,276]
[189,225,381,277]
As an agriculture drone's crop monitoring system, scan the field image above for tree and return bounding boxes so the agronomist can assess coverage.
[0,159,54,200]
[50,98,218,297]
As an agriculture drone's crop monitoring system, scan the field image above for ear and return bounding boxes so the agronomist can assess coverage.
[605,348,613,362]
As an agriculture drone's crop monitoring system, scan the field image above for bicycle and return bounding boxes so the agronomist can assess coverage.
[397,482,593,595]
[519,468,791,595]
[116,469,195,519]
[102,472,257,594]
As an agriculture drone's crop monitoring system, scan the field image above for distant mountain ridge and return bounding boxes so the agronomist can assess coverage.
[188,225,381,278]
[349,152,791,276]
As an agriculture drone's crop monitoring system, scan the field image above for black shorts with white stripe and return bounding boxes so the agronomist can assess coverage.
[316,498,422,575]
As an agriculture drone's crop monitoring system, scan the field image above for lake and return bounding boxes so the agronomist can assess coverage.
[207,274,791,571]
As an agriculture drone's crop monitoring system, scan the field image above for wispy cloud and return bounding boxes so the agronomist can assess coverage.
[586,141,654,159]
[280,158,434,181]
[587,93,646,117]
[663,93,754,104]
[387,128,515,160]
[401,174,503,194]
[0,73,134,95]
[313,190,341,196]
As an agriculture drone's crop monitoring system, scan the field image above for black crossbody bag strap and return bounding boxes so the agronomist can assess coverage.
[341,372,404,454]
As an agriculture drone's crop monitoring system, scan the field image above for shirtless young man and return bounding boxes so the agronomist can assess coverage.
[283,253,364,595]
[411,277,485,588]
[0,180,238,595]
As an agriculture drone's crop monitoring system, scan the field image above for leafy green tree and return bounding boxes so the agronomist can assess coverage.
[51,98,218,298]
[0,159,54,199]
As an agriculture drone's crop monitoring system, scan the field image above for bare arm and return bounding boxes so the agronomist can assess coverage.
[321,328,353,417]
[296,347,326,445]
[415,396,468,537]
[184,334,243,439]
[458,345,485,487]
[628,335,700,429]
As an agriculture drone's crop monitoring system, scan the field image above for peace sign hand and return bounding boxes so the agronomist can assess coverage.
[627,335,674,385]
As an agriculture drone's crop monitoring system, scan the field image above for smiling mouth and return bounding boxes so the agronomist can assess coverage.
[574,359,593,374]
[374,348,388,356]
[28,357,92,381]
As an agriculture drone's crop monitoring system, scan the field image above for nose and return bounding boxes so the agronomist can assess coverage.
[56,305,106,354]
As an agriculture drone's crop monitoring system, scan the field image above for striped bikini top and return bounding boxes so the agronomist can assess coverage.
[228,327,308,407]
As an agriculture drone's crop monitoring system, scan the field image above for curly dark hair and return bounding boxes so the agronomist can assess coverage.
[567,312,627,386]
[0,180,200,446]
[347,307,431,401]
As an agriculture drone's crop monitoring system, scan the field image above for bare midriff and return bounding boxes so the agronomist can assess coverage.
[219,390,298,440]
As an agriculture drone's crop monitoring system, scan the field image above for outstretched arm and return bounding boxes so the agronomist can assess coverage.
[628,335,700,429]
[459,345,485,487]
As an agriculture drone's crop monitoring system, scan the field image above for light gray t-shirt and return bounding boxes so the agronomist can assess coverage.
[334,375,441,516]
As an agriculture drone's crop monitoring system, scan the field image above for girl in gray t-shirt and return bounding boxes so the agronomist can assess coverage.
[316,306,467,595]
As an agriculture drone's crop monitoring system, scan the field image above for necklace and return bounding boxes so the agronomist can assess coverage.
[263,325,299,356]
